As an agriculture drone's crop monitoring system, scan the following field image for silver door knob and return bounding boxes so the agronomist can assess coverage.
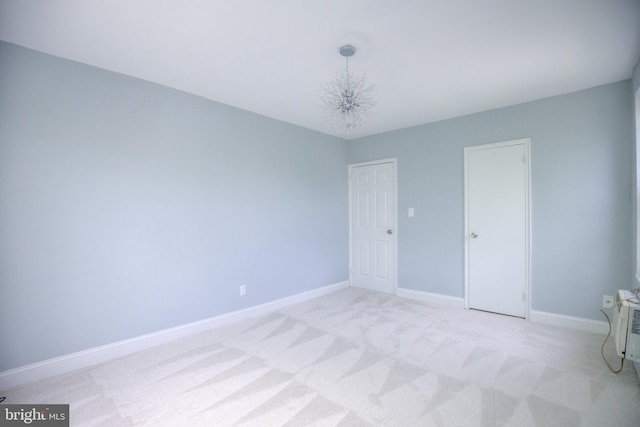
[387,229,393,235]
[471,232,478,238]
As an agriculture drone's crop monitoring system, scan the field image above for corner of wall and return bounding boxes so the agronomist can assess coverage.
[632,54,640,94]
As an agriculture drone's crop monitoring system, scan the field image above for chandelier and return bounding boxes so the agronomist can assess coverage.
[321,44,376,133]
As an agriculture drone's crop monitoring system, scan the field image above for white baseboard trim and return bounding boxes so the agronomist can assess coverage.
[529,310,608,335]
[395,288,609,335]
[0,280,349,391]
[395,287,465,308]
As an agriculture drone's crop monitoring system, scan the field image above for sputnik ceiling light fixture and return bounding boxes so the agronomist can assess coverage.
[321,44,376,133]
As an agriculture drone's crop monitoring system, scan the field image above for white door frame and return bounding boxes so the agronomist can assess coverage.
[464,138,531,319]
[348,158,398,293]
[635,87,640,285]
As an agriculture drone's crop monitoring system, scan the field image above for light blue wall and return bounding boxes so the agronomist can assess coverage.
[633,56,640,93]
[348,81,634,320]
[0,42,348,371]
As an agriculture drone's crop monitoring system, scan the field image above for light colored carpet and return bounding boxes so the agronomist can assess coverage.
[2,288,639,426]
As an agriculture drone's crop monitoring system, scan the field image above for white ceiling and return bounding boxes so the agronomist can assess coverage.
[1,0,639,139]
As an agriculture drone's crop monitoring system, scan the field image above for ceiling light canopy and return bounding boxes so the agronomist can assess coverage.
[321,44,376,134]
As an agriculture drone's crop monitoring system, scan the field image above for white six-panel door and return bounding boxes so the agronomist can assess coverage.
[349,160,397,293]
[465,139,530,318]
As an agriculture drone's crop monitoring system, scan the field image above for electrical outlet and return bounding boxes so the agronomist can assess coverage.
[602,294,614,308]
[239,285,246,296]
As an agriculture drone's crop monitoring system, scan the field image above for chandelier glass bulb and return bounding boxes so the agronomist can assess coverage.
[321,45,376,133]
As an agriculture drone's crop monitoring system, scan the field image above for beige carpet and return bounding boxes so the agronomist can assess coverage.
[2,288,639,426]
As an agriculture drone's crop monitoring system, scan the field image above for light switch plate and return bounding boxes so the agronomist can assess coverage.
[408,208,414,217]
